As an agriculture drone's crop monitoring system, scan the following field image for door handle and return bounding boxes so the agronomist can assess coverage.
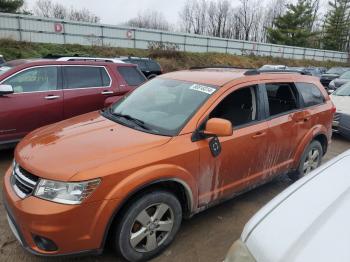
[101,91,114,95]
[252,131,267,139]
[45,95,60,100]
[295,116,311,123]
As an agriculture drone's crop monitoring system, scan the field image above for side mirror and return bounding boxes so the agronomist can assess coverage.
[204,118,233,137]
[0,84,13,95]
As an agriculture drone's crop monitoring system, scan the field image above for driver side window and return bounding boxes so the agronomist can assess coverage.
[210,85,258,127]
[3,66,58,93]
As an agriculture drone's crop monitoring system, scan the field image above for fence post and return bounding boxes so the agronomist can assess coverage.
[101,25,104,46]
[226,39,229,54]
[133,29,136,49]
[184,35,187,52]
[207,37,209,52]
[17,15,22,41]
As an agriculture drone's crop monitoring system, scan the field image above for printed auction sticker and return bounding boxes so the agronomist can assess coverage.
[189,84,216,95]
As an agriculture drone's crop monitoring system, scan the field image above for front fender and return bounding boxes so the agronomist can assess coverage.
[105,164,198,212]
[292,124,328,169]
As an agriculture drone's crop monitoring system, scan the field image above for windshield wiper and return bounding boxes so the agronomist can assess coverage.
[110,110,151,131]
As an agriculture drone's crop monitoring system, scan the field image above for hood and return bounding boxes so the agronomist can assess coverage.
[330,95,350,113]
[333,78,350,88]
[242,152,350,262]
[16,112,172,181]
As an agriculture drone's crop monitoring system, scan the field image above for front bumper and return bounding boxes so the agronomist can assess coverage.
[3,167,121,257]
[333,113,350,140]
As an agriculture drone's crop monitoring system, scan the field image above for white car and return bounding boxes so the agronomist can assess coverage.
[225,149,350,262]
[330,83,350,139]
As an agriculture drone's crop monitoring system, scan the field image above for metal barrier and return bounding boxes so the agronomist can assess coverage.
[0,12,348,62]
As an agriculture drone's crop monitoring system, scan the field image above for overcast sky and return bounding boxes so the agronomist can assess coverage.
[25,0,189,25]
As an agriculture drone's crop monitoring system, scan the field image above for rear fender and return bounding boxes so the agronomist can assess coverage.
[292,125,328,169]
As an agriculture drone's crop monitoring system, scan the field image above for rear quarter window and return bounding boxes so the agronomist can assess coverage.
[117,66,146,86]
[295,82,325,107]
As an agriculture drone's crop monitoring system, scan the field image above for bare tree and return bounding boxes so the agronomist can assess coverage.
[127,10,171,31]
[32,0,100,23]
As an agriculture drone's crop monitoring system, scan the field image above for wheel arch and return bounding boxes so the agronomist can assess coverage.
[292,125,329,169]
[99,165,197,250]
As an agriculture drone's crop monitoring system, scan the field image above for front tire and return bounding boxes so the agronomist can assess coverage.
[114,191,182,262]
[289,140,323,181]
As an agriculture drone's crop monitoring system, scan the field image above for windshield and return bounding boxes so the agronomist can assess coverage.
[339,71,350,79]
[333,83,350,96]
[326,67,346,75]
[105,78,217,136]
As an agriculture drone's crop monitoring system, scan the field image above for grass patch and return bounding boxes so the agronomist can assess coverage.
[0,39,347,72]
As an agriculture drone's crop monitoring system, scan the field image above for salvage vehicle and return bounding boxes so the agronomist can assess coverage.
[225,149,350,262]
[119,56,163,79]
[320,67,350,88]
[331,82,350,139]
[0,59,146,148]
[3,68,334,262]
[328,70,350,90]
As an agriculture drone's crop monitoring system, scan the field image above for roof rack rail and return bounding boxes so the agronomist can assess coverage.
[244,69,309,76]
[43,54,84,59]
[190,66,255,70]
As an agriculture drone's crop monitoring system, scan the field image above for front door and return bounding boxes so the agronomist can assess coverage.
[0,66,63,143]
[196,85,269,206]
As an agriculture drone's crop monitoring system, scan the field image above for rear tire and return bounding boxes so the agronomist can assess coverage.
[114,191,182,262]
[289,140,323,181]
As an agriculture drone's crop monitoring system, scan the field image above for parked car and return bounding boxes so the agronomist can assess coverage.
[259,64,286,70]
[118,56,162,79]
[303,67,324,78]
[0,59,146,148]
[330,82,350,139]
[320,67,350,88]
[225,149,350,262]
[328,70,350,90]
[259,67,312,76]
[3,68,334,261]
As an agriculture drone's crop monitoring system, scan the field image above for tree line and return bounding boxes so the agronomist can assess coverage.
[1,0,350,52]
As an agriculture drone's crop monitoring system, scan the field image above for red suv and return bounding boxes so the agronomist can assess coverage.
[0,59,146,148]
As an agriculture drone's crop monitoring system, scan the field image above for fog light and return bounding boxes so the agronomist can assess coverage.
[32,235,58,252]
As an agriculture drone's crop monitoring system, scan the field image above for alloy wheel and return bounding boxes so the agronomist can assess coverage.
[130,203,174,253]
[303,148,320,175]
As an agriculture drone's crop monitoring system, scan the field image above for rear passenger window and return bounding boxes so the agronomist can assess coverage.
[265,83,299,116]
[64,66,109,89]
[295,82,325,107]
[118,67,146,86]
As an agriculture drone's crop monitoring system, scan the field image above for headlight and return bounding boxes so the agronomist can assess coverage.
[224,240,256,262]
[34,178,101,205]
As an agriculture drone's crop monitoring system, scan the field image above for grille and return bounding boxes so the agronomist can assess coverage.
[334,112,341,122]
[11,163,39,199]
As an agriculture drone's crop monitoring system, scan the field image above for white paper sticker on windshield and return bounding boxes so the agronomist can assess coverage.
[189,84,216,95]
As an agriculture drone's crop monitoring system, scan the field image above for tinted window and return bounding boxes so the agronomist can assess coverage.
[210,86,258,127]
[64,66,108,89]
[101,68,111,86]
[147,61,160,71]
[118,67,146,86]
[296,83,325,107]
[3,66,58,93]
[265,83,299,116]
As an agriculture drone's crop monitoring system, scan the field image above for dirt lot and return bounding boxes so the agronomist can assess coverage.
[1,135,349,262]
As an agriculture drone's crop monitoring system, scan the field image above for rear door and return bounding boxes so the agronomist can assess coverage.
[0,66,63,143]
[262,82,308,174]
[62,65,114,118]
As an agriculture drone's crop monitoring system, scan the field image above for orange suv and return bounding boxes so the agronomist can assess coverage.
[3,68,334,261]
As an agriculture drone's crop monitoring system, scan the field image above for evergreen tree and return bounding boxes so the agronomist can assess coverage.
[266,0,316,47]
[322,0,350,51]
[0,0,24,13]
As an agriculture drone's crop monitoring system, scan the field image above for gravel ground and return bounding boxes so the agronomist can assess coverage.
[1,134,349,262]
